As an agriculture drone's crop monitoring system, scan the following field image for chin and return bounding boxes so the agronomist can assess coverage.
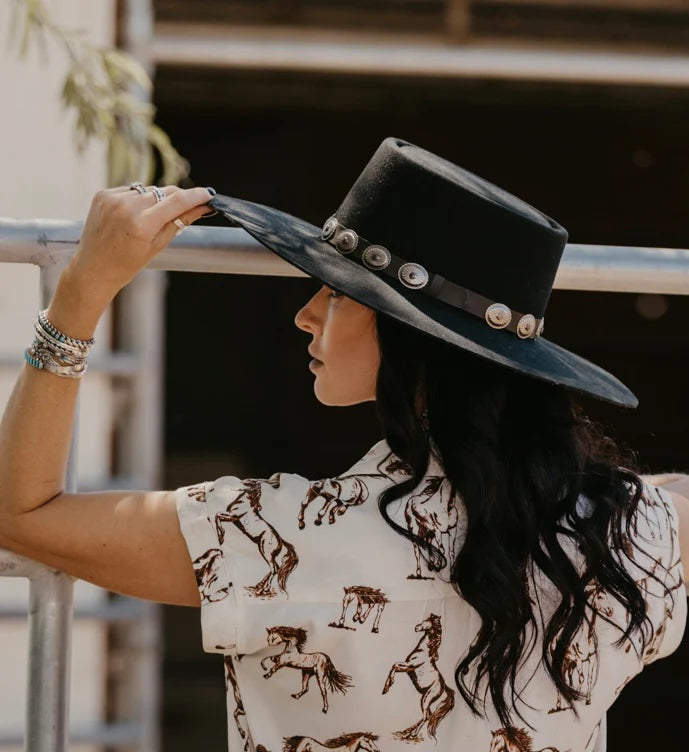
[314,385,374,407]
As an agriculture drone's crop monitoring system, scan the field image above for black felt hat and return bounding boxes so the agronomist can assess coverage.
[208,137,637,408]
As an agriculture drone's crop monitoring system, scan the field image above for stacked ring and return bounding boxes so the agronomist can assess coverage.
[151,185,166,203]
[129,181,146,195]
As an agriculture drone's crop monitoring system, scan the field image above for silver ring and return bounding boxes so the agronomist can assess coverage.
[173,217,186,236]
[151,185,166,203]
[129,181,146,195]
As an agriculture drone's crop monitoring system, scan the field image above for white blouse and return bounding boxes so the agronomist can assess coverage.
[176,440,686,752]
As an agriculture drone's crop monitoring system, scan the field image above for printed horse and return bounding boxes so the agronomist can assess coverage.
[377,452,412,479]
[297,451,411,530]
[329,585,389,633]
[214,480,298,597]
[298,476,369,529]
[489,727,565,752]
[260,626,353,713]
[282,732,380,752]
[224,656,251,751]
[184,483,211,503]
[382,613,455,741]
[404,476,459,579]
[549,581,614,713]
[192,548,229,603]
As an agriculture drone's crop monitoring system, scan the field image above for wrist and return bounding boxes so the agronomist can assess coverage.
[45,266,112,340]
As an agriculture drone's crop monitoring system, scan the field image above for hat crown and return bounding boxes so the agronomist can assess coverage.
[335,138,568,319]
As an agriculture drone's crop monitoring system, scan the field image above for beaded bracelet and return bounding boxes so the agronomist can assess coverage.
[37,309,94,351]
[25,342,88,379]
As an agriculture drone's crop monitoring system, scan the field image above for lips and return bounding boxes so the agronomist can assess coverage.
[308,347,323,365]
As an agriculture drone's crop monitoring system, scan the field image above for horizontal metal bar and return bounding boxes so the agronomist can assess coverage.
[0,721,140,747]
[0,218,301,276]
[0,548,55,580]
[2,218,689,294]
[149,24,689,87]
[0,598,147,623]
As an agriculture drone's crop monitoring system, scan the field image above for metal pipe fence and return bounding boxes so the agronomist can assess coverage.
[1,217,689,751]
[3,218,689,292]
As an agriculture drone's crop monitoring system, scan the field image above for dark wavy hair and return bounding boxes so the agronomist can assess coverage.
[374,312,663,728]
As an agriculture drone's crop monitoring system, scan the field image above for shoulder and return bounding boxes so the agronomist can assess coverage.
[176,440,409,518]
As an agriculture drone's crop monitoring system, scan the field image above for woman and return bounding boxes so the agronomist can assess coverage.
[0,138,686,751]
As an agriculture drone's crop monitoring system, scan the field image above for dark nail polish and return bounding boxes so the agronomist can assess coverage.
[206,187,217,196]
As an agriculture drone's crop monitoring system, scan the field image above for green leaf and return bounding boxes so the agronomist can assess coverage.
[102,48,152,92]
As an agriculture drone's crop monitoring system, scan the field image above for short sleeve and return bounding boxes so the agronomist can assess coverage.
[175,471,312,656]
[618,482,687,664]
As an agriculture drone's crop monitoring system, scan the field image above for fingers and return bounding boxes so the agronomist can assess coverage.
[90,184,216,253]
[145,186,214,225]
[153,202,215,250]
[124,185,183,206]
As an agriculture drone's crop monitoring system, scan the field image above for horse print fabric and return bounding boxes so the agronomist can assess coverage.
[328,586,389,633]
[193,548,230,604]
[224,655,251,751]
[256,731,380,752]
[175,440,687,752]
[488,727,564,752]
[261,626,353,713]
[382,613,455,742]
[214,477,299,598]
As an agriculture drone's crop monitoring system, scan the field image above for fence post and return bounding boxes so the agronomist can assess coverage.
[24,260,76,752]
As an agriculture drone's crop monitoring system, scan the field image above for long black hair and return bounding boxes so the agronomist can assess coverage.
[374,312,663,727]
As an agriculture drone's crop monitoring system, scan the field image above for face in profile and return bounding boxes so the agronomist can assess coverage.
[294,285,380,406]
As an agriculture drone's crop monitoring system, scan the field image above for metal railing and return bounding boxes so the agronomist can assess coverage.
[1,217,689,751]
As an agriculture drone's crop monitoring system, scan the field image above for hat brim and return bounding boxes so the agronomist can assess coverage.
[209,194,638,409]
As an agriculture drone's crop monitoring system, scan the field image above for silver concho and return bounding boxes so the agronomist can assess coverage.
[485,303,512,329]
[321,216,338,241]
[398,262,429,289]
[516,314,537,339]
[335,229,358,254]
[362,244,391,270]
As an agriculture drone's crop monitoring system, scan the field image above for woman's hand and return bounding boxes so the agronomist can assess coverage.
[0,183,215,605]
[64,184,214,310]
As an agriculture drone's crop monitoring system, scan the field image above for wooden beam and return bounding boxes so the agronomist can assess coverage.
[151,24,689,88]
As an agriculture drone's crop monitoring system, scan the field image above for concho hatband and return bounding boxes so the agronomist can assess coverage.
[321,216,544,340]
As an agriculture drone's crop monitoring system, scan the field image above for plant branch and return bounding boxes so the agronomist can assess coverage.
[10,0,190,186]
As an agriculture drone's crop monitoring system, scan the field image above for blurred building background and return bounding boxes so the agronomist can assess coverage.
[2,0,689,750]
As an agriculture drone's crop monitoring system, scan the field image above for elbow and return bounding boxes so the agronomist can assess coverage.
[0,489,62,554]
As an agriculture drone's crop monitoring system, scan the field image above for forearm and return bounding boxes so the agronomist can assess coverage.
[0,268,109,521]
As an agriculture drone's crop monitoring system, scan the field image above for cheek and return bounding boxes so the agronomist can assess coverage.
[325,311,379,393]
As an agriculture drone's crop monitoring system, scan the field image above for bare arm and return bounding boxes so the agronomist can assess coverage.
[0,185,214,606]
[642,474,689,585]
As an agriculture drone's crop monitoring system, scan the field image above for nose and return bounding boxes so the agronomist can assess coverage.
[294,288,323,334]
